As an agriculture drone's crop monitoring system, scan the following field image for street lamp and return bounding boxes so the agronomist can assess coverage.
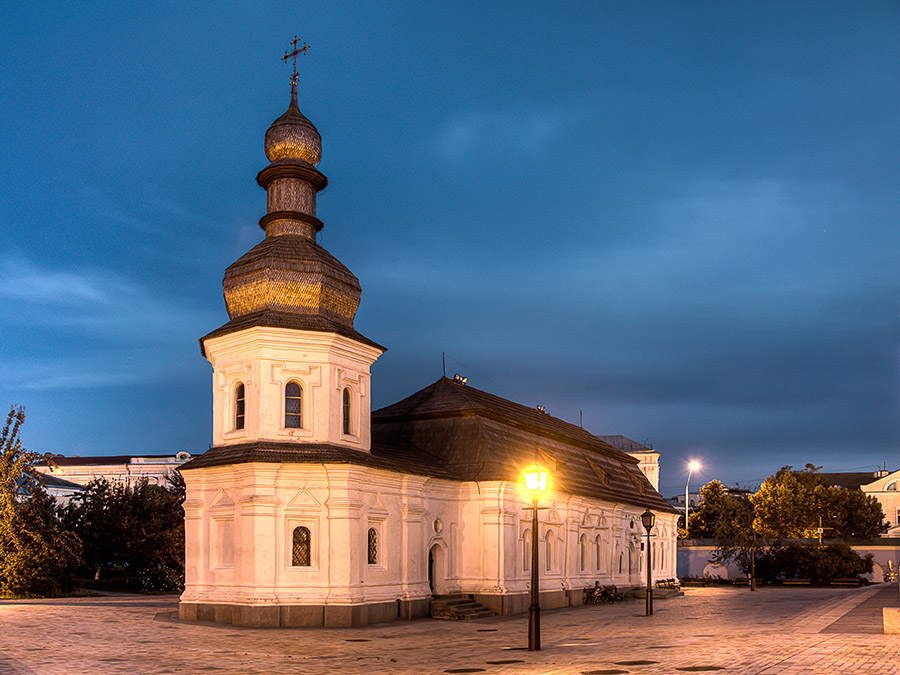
[684,460,700,536]
[640,509,656,616]
[523,462,548,652]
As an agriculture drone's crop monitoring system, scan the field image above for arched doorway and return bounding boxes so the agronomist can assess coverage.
[428,543,446,595]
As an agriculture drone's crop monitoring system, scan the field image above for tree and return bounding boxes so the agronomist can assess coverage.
[751,464,886,539]
[62,474,185,591]
[687,480,753,540]
[0,405,82,597]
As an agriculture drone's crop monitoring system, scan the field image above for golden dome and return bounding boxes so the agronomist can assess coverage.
[264,84,322,165]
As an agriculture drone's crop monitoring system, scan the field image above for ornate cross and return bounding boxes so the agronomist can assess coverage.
[283,35,310,85]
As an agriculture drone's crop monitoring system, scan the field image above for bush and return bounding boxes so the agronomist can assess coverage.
[752,543,872,584]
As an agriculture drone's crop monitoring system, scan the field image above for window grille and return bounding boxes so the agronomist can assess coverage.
[285,382,302,428]
[292,526,311,566]
[235,383,245,430]
[367,527,378,564]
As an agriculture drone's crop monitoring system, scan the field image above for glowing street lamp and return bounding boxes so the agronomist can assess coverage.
[684,460,700,536]
[523,462,548,651]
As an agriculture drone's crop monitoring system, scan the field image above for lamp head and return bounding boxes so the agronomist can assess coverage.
[523,462,548,495]
[688,460,700,473]
[640,509,656,531]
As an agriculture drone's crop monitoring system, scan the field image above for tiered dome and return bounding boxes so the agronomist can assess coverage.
[213,81,363,333]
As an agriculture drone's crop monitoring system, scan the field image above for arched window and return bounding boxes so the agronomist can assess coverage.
[234,383,245,430]
[285,382,302,428]
[545,530,554,572]
[579,534,587,571]
[618,551,624,574]
[887,481,898,492]
[523,528,531,571]
[342,388,351,435]
[594,534,602,572]
[291,526,311,566]
[628,546,633,573]
[367,528,378,564]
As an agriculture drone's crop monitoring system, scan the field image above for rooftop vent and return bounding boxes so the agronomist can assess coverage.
[536,405,546,414]
[452,373,467,386]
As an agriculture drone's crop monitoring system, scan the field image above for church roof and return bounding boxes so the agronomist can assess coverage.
[184,377,676,514]
[372,377,676,513]
[199,309,384,356]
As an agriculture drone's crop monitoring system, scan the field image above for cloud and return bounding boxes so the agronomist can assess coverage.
[435,105,587,160]
[0,254,215,391]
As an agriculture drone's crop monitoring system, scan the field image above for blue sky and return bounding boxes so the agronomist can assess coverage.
[1,2,898,497]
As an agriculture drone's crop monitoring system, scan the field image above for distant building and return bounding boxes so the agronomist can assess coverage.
[596,436,660,492]
[860,469,900,536]
[33,452,192,487]
[16,469,85,504]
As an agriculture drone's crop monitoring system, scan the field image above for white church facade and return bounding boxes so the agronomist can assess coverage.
[178,62,679,628]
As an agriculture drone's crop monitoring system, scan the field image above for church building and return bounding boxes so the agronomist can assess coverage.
[178,55,679,628]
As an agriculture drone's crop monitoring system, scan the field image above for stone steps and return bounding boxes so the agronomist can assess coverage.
[430,595,496,620]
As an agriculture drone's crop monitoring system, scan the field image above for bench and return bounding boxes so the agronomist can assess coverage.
[583,584,625,604]
[830,578,861,587]
[655,578,682,590]
[783,578,811,585]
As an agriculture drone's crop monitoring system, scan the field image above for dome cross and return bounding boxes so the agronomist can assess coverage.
[282,35,310,85]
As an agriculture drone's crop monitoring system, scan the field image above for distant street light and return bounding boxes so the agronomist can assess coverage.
[640,509,656,616]
[684,460,700,536]
[523,462,548,651]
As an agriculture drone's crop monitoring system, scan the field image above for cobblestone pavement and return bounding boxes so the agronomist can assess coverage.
[1,584,898,674]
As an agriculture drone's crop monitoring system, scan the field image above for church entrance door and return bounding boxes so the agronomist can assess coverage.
[428,543,445,595]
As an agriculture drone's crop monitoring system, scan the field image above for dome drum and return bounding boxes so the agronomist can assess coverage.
[259,211,323,238]
[256,160,327,192]
[266,178,317,219]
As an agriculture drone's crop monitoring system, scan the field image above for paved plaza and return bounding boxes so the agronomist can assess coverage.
[1,584,898,674]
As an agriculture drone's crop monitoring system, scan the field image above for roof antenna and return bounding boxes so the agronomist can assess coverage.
[442,352,446,378]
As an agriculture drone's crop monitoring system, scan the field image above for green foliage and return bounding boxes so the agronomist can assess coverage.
[62,473,185,591]
[753,543,873,584]
[687,480,753,540]
[0,406,82,598]
[751,464,886,539]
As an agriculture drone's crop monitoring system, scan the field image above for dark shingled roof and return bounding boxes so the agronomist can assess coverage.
[35,455,176,466]
[183,377,676,514]
[596,435,654,452]
[199,310,385,356]
[819,472,882,491]
[372,378,675,513]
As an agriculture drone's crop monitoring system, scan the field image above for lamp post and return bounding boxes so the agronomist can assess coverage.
[640,509,656,616]
[684,461,700,535]
[750,527,757,592]
[523,462,548,652]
